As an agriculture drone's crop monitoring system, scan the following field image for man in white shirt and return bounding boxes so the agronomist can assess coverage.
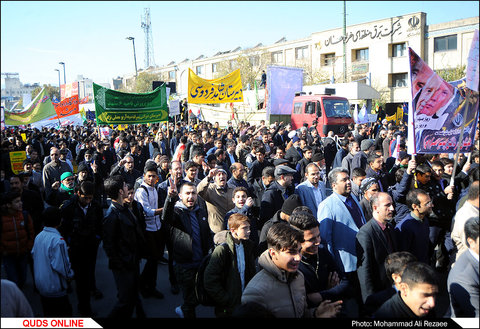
[134,162,164,299]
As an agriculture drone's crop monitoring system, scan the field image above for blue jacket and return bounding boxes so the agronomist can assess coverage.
[317,192,366,273]
[31,227,74,297]
[394,213,430,264]
[295,179,327,216]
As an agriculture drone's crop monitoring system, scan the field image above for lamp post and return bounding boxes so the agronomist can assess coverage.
[59,62,66,84]
[126,37,138,77]
[55,69,61,100]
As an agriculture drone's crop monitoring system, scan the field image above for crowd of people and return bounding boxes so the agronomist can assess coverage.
[0,115,479,319]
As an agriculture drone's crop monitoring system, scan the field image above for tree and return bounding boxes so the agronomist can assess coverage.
[135,71,162,93]
[435,65,466,83]
[215,48,272,90]
[31,84,59,101]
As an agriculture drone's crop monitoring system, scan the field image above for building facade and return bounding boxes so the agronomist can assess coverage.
[119,12,478,110]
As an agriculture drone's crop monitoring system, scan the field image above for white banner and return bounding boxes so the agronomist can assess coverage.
[169,99,180,117]
[466,29,479,92]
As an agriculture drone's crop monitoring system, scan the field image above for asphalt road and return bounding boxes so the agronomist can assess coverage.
[6,241,452,323]
[18,243,215,319]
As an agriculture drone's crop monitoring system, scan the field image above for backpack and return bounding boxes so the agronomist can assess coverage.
[194,242,229,307]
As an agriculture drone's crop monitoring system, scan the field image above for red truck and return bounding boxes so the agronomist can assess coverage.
[290,92,353,137]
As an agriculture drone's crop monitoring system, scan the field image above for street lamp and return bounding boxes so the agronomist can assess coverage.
[59,62,66,84]
[126,37,138,77]
[54,69,61,100]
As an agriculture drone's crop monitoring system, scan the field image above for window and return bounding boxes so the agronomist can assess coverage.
[169,71,175,80]
[305,101,315,114]
[392,43,406,57]
[392,73,408,88]
[196,65,203,75]
[271,51,283,63]
[434,35,457,52]
[323,53,335,66]
[296,46,308,60]
[322,99,351,118]
[293,102,303,114]
[249,55,259,66]
[355,48,369,61]
[212,63,218,73]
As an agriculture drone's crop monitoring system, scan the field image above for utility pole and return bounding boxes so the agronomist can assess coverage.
[343,1,347,83]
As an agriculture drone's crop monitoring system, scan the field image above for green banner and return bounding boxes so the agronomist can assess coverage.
[5,88,57,126]
[93,83,169,125]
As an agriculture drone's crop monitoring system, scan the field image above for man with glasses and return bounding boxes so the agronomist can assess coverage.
[110,155,142,188]
[395,189,433,264]
[42,147,72,199]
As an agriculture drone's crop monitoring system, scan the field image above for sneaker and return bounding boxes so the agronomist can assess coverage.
[175,306,184,318]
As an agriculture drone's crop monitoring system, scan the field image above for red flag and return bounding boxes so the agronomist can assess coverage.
[53,95,79,118]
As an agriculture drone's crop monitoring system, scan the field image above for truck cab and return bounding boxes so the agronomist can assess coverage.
[290,93,353,137]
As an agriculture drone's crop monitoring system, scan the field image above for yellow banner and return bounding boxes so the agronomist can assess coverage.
[187,69,243,104]
[10,151,26,175]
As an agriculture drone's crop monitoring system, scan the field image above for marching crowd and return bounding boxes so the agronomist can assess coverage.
[0,115,479,319]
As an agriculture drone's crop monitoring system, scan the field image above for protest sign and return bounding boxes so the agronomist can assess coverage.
[10,151,26,175]
[187,69,243,104]
[408,47,479,154]
[53,95,80,119]
[169,99,180,117]
[466,29,479,92]
[93,83,168,125]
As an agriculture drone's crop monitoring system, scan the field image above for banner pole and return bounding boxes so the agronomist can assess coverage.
[450,91,471,187]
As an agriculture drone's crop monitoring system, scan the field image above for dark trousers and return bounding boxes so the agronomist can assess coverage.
[174,264,199,318]
[70,242,99,314]
[109,266,144,318]
[2,254,28,289]
[161,224,177,286]
[41,295,72,317]
[140,229,163,291]
[429,226,450,268]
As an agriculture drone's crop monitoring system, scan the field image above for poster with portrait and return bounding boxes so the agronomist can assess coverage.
[408,47,479,154]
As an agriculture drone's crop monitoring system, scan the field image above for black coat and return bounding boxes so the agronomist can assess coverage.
[259,181,295,227]
[356,218,397,303]
[102,201,146,271]
[161,196,213,266]
[373,291,436,319]
[285,146,303,167]
[59,195,103,249]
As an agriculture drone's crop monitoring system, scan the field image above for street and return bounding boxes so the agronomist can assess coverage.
[18,243,215,320]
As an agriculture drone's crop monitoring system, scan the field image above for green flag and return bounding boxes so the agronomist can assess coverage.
[93,83,168,125]
[5,88,56,126]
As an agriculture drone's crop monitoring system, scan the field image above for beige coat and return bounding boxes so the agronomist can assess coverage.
[197,176,234,233]
[451,201,479,264]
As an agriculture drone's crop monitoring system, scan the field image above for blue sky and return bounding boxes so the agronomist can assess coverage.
[1,1,478,87]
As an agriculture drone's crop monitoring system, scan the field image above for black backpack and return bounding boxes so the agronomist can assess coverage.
[194,242,229,307]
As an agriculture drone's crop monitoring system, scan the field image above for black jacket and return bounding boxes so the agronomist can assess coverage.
[59,195,103,249]
[102,201,146,271]
[356,218,398,303]
[259,180,295,226]
[161,196,213,267]
[373,291,436,319]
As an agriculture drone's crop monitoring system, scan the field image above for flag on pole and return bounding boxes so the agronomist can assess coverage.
[353,104,359,123]
[391,135,401,159]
